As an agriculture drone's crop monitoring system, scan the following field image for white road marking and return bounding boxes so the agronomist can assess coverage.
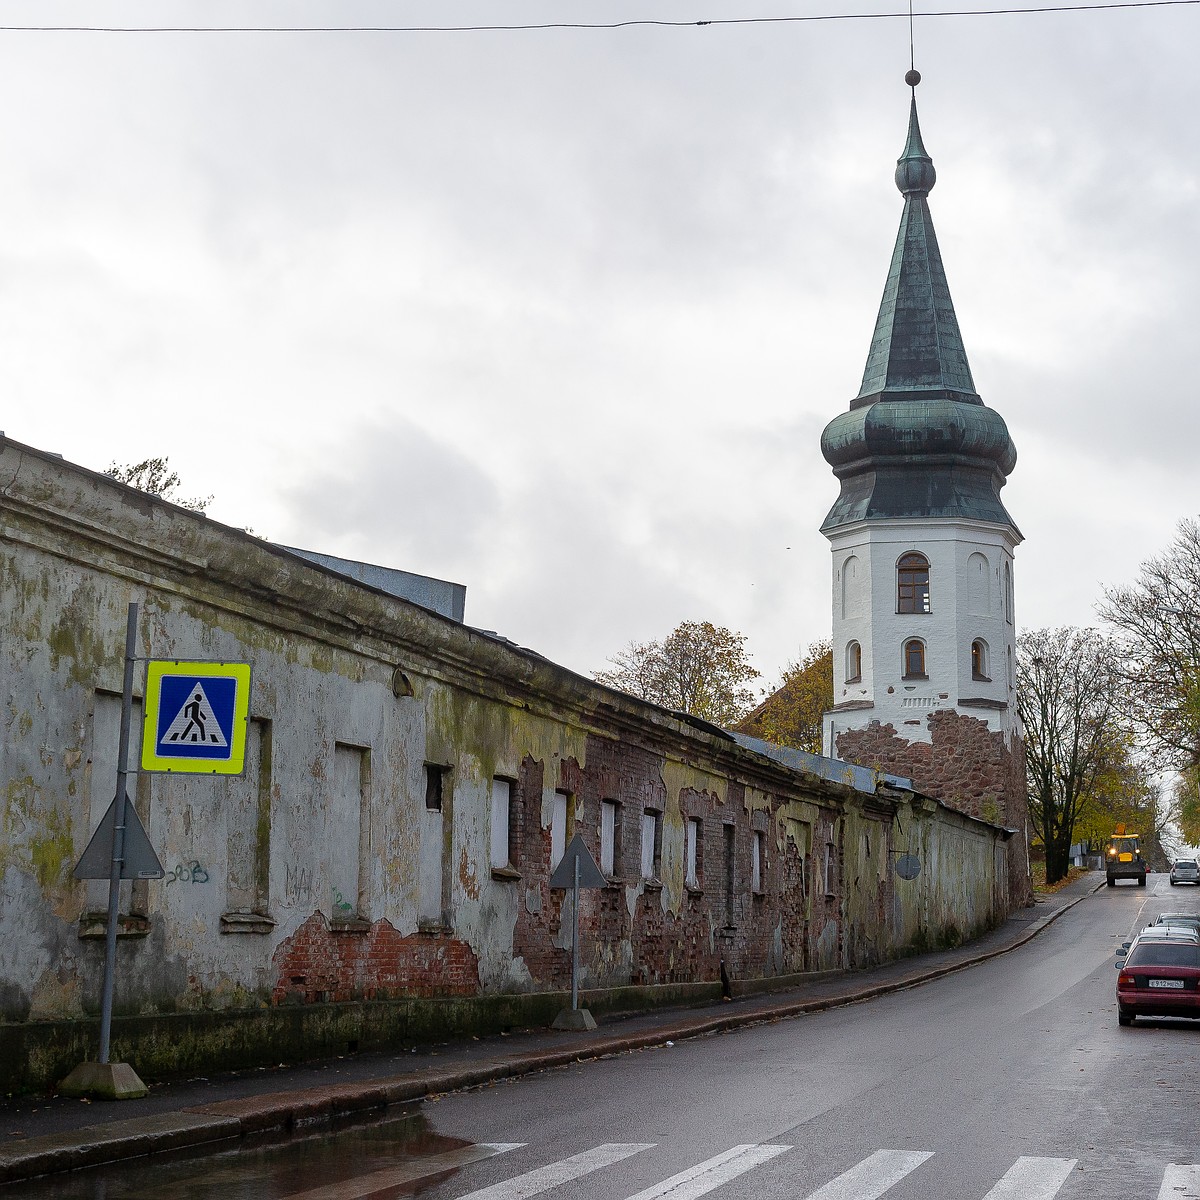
[1159,1164,1200,1199]
[623,1143,791,1199]
[458,1142,655,1199]
[281,1142,525,1200]
[802,1150,934,1200]
[981,1156,1077,1199]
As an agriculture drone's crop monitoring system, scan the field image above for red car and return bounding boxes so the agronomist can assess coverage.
[1116,934,1200,1026]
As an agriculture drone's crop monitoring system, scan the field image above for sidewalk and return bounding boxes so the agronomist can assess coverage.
[0,873,1103,1186]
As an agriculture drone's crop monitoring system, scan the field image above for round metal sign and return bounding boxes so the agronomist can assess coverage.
[895,854,922,880]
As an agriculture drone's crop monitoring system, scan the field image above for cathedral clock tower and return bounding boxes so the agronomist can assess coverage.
[820,76,1029,900]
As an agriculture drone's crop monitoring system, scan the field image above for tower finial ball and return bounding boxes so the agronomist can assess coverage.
[905,69,921,87]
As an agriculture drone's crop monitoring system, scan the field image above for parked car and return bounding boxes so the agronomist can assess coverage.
[1149,912,1200,932]
[1115,933,1200,1026]
[1139,923,1199,942]
[1170,859,1200,886]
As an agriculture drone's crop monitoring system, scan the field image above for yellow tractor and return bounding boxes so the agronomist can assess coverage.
[1105,824,1147,887]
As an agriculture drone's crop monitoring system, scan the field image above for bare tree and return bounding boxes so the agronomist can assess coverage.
[595,620,760,727]
[1099,518,1200,770]
[1018,627,1128,885]
[105,457,212,514]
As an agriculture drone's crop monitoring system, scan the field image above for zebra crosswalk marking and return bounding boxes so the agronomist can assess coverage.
[281,1142,525,1200]
[456,1142,655,1200]
[1159,1164,1200,1199]
[980,1156,1077,1199]
[802,1149,935,1200]
[623,1143,791,1200]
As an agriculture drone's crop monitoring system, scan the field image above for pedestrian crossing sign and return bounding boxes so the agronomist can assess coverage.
[141,660,252,775]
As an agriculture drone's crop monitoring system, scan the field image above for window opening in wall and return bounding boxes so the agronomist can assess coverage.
[686,818,701,888]
[723,823,736,925]
[424,764,444,811]
[897,552,931,614]
[824,841,836,896]
[751,830,765,893]
[490,778,514,872]
[1004,561,1014,625]
[641,808,661,881]
[971,639,990,682]
[846,640,862,683]
[903,638,927,679]
[550,791,568,870]
[600,799,621,877]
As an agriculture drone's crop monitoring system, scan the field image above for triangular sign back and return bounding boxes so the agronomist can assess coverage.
[74,794,165,881]
[549,832,607,890]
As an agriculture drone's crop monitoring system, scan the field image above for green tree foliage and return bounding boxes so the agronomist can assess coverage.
[1072,728,1164,855]
[1018,627,1129,885]
[105,457,212,514]
[1170,769,1200,850]
[1100,518,1200,770]
[595,620,760,727]
[735,639,833,754]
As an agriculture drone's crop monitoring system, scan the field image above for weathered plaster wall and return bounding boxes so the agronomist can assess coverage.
[0,438,1015,1084]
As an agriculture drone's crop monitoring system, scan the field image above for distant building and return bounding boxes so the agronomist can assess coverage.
[818,80,1031,905]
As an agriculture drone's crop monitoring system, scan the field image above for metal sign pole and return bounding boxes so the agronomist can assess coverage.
[98,601,138,1065]
[571,855,580,1012]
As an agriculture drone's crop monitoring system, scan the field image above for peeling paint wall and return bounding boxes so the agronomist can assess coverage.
[0,439,1013,1052]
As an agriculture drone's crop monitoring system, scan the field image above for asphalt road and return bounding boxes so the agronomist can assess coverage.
[18,877,1200,1200]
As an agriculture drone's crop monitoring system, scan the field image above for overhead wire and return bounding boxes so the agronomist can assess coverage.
[0,0,1196,34]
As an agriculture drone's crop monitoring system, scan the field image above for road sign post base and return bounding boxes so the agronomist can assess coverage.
[551,1007,597,1032]
[58,1061,149,1101]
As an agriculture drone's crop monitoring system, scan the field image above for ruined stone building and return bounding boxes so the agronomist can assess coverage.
[0,82,1023,1091]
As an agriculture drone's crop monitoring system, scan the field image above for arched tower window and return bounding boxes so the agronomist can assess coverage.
[846,641,862,683]
[902,639,927,679]
[897,552,931,614]
[971,639,990,681]
[967,552,990,616]
[1004,561,1013,625]
[841,554,863,619]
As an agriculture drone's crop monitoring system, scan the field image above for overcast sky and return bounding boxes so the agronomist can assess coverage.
[2,0,1197,689]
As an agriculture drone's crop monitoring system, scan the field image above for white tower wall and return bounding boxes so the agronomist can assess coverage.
[824,517,1020,757]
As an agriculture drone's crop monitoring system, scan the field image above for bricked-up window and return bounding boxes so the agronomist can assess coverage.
[846,640,862,683]
[971,638,990,681]
[685,818,701,888]
[424,764,444,811]
[600,800,621,877]
[490,778,514,871]
[751,830,765,893]
[903,638,927,679]
[897,552,931,614]
[641,808,662,881]
[824,840,837,896]
[550,791,569,870]
[723,823,736,925]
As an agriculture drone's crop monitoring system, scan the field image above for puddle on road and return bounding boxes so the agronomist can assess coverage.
[9,1107,473,1200]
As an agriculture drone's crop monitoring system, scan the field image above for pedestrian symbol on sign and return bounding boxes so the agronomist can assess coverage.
[141,660,251,775]
[161,684,228,747]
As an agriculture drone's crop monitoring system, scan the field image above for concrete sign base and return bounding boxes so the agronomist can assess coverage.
[551,1007,597,1031]
[58,1061,149,1101]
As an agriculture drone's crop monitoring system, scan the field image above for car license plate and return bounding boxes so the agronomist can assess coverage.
[1149,979,1185,989]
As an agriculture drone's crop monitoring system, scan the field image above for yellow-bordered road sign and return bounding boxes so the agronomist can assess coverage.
[141,660,251,774]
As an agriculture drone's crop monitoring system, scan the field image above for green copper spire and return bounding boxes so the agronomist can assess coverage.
[854,90,977,408]
[819,77,1019,535]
